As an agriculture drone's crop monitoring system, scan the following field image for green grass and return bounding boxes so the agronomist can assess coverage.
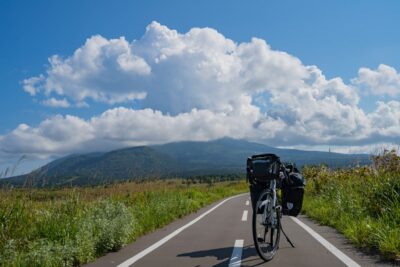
[0,179,247,266]
[302,165,400,261]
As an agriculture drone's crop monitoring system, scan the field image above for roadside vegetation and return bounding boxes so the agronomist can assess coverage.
[0,178,247,266]
[302,149,400,261]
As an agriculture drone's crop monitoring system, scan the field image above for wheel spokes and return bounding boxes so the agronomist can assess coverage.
[253,190,281,262]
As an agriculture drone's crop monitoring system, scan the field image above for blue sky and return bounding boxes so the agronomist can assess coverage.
[1,0,400,174]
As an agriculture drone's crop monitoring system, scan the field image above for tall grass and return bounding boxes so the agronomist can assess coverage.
[0,180,247,266]
[302,149,400,261]
[0,155,26,179]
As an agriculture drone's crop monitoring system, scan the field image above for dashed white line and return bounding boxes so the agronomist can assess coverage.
[228,239,244,267]
[245,200,249,206]
[116,193,246,267]
[241,210,248,221]
[291,217,361,267]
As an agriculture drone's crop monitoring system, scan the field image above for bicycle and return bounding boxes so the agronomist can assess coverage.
[247,154,295,262]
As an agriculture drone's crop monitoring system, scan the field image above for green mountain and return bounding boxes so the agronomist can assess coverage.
[2,147,179,187]
[1,138,370,187]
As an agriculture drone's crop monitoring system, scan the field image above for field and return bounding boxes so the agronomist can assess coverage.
[302,150,400,261]
[0,179,247,266]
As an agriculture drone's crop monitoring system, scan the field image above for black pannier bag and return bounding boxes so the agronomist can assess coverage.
[247,154,280,183]
[282,171,306,217]
[249,183,264,211]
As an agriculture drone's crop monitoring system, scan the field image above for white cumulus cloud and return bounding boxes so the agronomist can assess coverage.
[42,98,71,108]
[23,35,151,104]
[352,64,400,96]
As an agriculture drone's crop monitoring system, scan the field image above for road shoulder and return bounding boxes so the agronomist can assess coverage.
[295,214,397,267]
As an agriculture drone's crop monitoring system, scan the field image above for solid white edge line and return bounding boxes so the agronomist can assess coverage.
[241,210,248,221]
[291,217,361,267]
[245,200,249,206]
[228,239,244,267]
[117,193,248,267]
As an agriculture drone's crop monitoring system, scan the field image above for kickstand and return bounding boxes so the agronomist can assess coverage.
[280,222,295,248]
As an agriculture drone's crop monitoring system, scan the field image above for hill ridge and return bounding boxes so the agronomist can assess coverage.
[0,138,370,187]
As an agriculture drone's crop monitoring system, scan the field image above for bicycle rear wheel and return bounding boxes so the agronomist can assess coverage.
[252,189,281,261]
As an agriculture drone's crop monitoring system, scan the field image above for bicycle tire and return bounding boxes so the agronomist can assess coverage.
[252,188,281,261]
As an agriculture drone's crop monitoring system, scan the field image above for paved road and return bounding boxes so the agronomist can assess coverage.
[86,194,395,267]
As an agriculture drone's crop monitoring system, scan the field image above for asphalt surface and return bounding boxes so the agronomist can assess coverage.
[86,194,396,267]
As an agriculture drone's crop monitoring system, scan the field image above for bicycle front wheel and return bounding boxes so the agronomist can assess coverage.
[252,188,281,261]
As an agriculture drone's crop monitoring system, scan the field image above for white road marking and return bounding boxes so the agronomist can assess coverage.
[229,239,244,267]
[241,210,248,221]
[291,217,361,267]
[245,200,249,206]
[117,193,247,267]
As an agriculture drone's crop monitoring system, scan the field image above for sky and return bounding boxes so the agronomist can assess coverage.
[1,0,400,175]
